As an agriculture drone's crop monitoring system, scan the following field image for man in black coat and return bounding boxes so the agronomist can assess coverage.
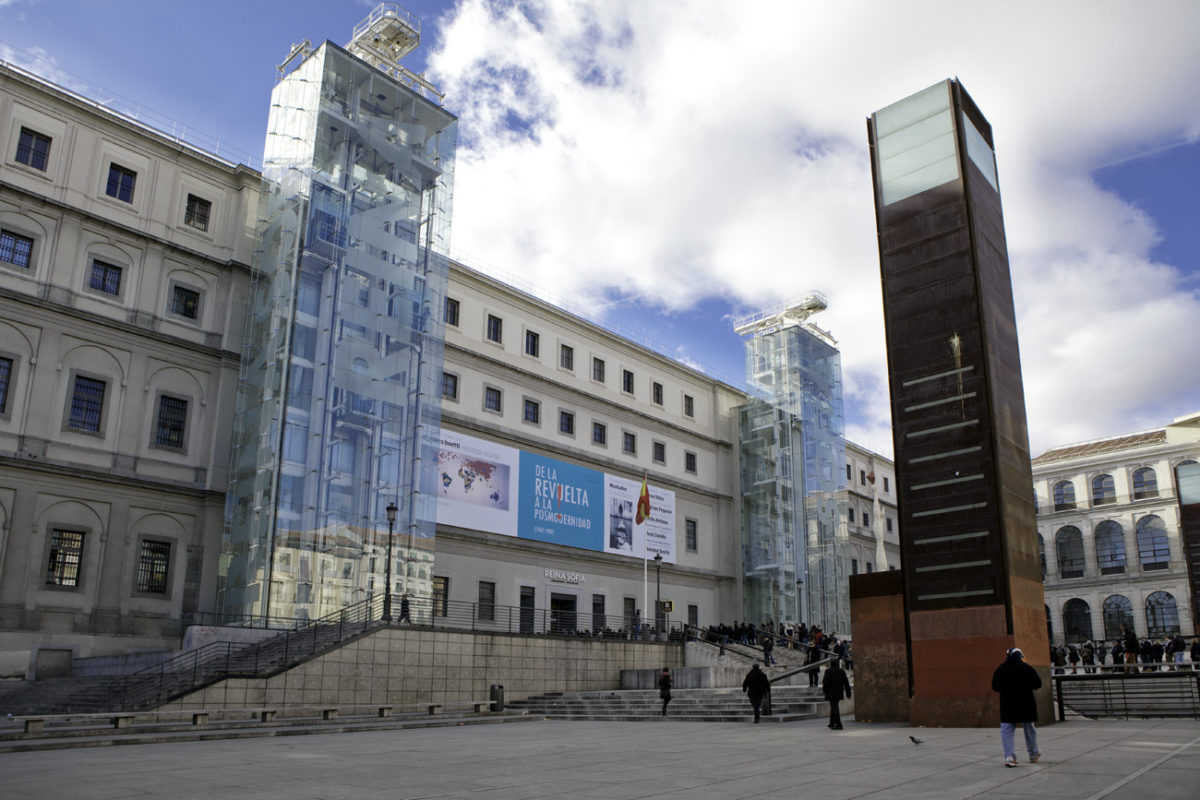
[991,647,1041,767]
[821,658,851,730]
[742,664,771,723]
[658,667,672,716]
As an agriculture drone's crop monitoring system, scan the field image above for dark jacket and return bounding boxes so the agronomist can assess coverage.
[658,672,672,698]
[991,657,1041,723]
[822,664,852,702]
[742,666,770,704]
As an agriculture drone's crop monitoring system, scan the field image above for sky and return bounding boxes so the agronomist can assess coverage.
[2,0,1198,458]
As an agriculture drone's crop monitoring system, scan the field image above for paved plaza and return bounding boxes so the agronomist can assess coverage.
[1,716,1197,799]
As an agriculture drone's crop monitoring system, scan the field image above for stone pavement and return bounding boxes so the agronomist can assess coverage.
[0,715,1196,799]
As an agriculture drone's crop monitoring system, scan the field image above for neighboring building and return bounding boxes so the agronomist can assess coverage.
[845,440,900,576]
[1033,411,1200,645]
[735,295,851,634]
[0,60,258,674]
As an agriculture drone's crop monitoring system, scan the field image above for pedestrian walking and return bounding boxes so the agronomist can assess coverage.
[742,663,771,723]
[991,647,1042,768]
[762,633,774,666]
[398,594,411,623]
[821,658,852,730]
[658,667,672,716]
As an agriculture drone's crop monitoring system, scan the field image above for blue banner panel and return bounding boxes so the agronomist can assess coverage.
[518,452,605,550]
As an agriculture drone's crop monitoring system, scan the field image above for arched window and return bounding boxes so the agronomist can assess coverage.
[1055,526,1085,578]
[1102,595,1134,641]
[1091,474,1116,505]
[1132,467,1158,499]
[1037,534,1046,577]
[1053,480,1076,511]
[1063,598,1093,643]
[1176,459,1199,492]
[1145,592,1180,638]
[1094,521,1125,575]
[1135,515,1170,570]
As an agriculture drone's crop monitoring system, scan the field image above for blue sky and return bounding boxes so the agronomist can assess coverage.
[3,0,1198,457]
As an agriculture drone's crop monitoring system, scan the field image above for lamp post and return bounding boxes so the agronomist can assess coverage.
[384,502,397,622]
[653,552,663,636]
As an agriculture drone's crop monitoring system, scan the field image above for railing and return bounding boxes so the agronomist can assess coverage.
[1053,669,1200,720]
[681,624,841,675]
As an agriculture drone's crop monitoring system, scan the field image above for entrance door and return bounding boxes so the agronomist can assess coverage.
[519,585,535,634]
[550,592,578,635]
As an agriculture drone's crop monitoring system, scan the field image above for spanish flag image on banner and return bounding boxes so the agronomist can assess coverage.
[635,473,651,525]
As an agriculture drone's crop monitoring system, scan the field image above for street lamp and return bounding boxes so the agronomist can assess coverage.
[384,502,398,621]
[653,553,663,635]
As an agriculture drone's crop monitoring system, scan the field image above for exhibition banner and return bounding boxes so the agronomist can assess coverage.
[436,429,675,563]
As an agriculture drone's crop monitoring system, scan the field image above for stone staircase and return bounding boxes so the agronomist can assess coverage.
[508,685,830,722]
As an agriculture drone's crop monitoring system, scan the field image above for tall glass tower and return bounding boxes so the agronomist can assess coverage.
[219,6,457,624]
[736,296,849,634]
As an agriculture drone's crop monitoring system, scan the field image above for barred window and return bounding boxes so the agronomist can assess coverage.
[478,580,495,621]
[433,576,449,617]
[559,410,575,435]
[523,398,540,424]
[0,229,34,268]
[89,259,122,295]
[592,421,606,445]
[184,194,211,231]
[686,518,698,552]
[46,529,84,587]
[171,285,200,319]
[592,357,605,383]
[683,394,694,418]
[560,344,574,370]
[524,330,540,357]
[444,297,459,326]
[685,451,697,474]
[484,387,501,413]
[0,356,11,414]
[154,395,188,449]
[441,372,458,401]
[486,314,502,343]
[136,540,171,594]
[67,375,106,432]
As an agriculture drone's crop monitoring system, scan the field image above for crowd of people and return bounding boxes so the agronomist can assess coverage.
[1050,631,1200,673]
[699,620,852,673]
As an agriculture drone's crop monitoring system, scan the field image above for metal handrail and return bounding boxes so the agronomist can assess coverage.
[1052,669,1200,720]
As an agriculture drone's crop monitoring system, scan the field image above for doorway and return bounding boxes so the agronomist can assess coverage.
[550,592,578,634]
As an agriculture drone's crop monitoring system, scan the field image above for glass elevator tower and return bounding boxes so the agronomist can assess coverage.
[736,296,849,634]
[219,5,457,624]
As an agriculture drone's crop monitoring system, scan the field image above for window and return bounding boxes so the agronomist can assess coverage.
[444,297,460,327]
[16,127,52,170]
[592,594,606,632]
[684,451,697,474]
[1135,515,1170,570]
[441,372,458,401]
[1053,480,1076,511]
[153,395,188,449]
[523,398,540,424]
[883,476,890,493]
[592,421,607,445]
[622,431,636,455]
[622,369,634,394]
[848,508,855,523]
[886,517,893,533]
[46,529,85,587]
[559,410,575,435]
[688,603,699,628]
[484,386,502,413]
[525,330,540,357]
[867,563,873,573]
[1145,591,1180,638]
[89,259,122,295]
[560,344,574,370]
[652,441,666,464]
[863,512,870,527]
[0,228,34,269]
[592,357,605,383]
[170,285,200,319]
[136,540,171,594]
[486,314,502,343]
[1132,467,1158,499]
[683,394,694,418]
[1102,595,1134,641]
[846,464,853,481]
[1062,598,1093,643]
[184,194,211,231]
[852,559,858,575]
[67,375,106,432]
[0,356,11,415]
[477,580,495,621]
[1091,474,1116,505]
[685,518,697,552]
[860,469,866,486]
[652,381,663,405]
[1038,534,1046,576]
[1055,525,1085,578]
[105,163,136,203]
[432,576,448,617]
[1094,520,1126,574]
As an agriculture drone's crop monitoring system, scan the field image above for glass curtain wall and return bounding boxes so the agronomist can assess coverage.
[739,323,849,634]
[219,42,457,625]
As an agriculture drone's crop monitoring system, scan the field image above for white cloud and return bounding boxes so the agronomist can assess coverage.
[428,0,1200,456]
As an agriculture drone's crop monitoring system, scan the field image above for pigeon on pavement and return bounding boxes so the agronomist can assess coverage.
[910,736,924,745]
